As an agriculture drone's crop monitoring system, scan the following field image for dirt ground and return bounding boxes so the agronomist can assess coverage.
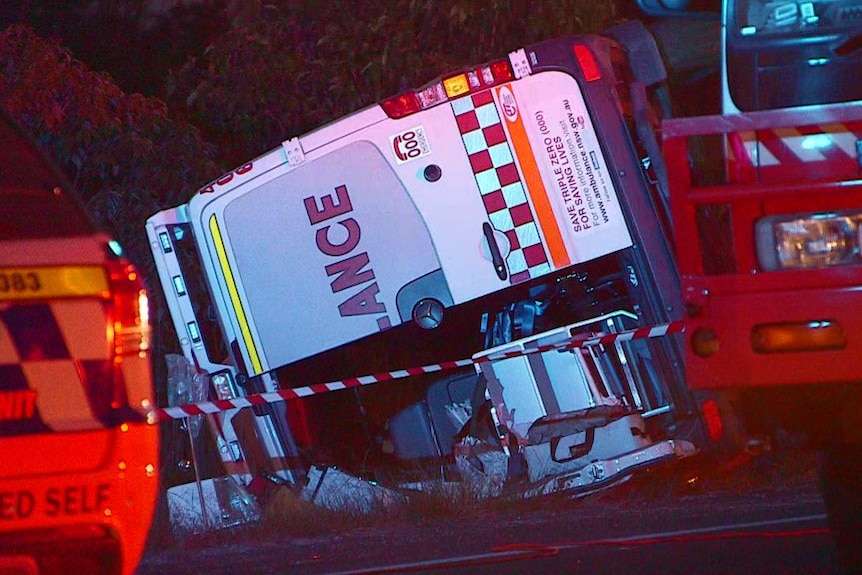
[137,448,825,574]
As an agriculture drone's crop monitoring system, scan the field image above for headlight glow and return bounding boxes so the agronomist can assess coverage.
[211,371,237,400]
[755,211,862,270]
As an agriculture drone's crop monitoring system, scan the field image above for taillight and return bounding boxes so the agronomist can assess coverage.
[77,258,150,425]
[106,261,150,358]
[380,92,422,119]
[573,44,601,82]
[381,58,517,119]
[490,60,514,83]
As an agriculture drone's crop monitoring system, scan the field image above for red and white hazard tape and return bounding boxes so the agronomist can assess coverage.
[154,321,684,421]
[478,321,684,362]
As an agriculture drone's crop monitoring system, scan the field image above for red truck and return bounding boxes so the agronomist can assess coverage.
[636,0,862,570]
[662,100,862,572]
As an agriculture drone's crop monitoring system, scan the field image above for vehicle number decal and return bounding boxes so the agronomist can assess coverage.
[0,272,41,294]
[0,267,107,300]
[390,126,431,164]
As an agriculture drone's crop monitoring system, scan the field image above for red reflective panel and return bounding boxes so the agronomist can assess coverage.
[573,44,601,82]
[700,398,725,442]
[381,92,422,119]
[490,60,514,83]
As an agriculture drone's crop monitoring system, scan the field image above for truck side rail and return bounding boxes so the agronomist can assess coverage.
[662,101,862,138]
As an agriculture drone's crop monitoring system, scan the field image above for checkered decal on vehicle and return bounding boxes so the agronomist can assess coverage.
[0,302,139,435]
[451,90,551,284]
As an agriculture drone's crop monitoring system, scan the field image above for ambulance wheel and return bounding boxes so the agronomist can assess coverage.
[412,298,444,329]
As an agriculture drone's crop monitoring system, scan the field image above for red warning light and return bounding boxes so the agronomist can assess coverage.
[573,45,601,82]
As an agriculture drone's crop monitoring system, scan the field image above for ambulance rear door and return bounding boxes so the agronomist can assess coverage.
[190,134,448,375]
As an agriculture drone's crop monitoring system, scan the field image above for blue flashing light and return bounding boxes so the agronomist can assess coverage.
[801,134,832,150]
[173,275,187,296]
[187,321,201,343]
[108,240,124,256]
[158,232,172,253]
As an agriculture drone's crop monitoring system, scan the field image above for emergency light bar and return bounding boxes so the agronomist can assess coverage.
[381,43,605,119]
[381,59,515,119]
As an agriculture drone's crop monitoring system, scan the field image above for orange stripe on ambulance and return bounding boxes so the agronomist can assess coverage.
[499,86,571,269]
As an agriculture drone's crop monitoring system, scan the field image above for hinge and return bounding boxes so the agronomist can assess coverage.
[282,137,305,168]
[508,48,532,79]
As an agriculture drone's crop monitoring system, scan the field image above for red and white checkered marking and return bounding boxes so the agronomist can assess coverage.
[0,301,143,433]
[452,90,550,284]
[155,321,685,420]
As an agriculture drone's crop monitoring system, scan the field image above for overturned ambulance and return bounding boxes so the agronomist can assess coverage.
[147,21,700,513]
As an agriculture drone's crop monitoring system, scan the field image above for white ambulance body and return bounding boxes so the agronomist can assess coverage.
[148,22,695,494]
[153,66,633,376]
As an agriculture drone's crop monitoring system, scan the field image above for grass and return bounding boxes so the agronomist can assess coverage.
[260,485,386,536]
[160,444,822,551]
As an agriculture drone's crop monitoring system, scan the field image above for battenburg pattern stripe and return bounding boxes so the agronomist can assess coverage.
[451,90,551,284]
[0,302,139,434]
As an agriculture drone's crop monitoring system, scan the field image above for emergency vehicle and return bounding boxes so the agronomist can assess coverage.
[639,1,862,570]
[146,21,700,500]
[0,114,158,575]
[662,95,862,575]
[638,0,862,435]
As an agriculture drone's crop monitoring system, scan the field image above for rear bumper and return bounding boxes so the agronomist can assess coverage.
[0,424,159,575]
[525,438,696,497]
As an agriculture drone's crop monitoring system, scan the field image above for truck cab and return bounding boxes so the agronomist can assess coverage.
[722,0,862,113]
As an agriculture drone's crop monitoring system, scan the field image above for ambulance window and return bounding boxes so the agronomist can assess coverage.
[0,117,93,240]
[170,223,231,364]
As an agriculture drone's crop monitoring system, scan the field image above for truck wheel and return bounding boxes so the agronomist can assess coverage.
[820,442,862,574]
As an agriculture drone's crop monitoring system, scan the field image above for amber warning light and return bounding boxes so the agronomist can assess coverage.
[751,320,846,354]
[382,59,515,119]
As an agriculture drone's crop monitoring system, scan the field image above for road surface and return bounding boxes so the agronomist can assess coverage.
[139,454,842,574]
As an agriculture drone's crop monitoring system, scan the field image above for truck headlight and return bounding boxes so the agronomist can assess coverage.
[755,211,862,271]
